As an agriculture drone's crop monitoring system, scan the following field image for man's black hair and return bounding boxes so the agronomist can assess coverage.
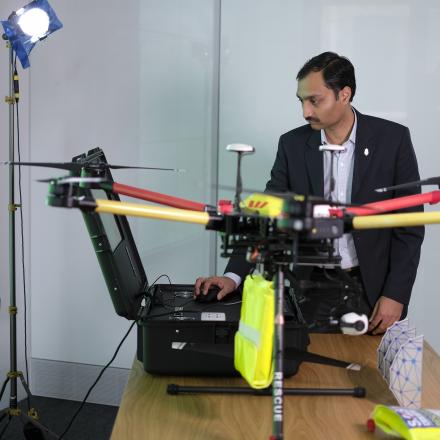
[296,52,356,101]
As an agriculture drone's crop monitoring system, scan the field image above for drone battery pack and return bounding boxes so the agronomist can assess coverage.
[137,283,309,376]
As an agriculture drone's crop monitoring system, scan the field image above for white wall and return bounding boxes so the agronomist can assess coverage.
[26,0,219,403]
[1,0,440,408]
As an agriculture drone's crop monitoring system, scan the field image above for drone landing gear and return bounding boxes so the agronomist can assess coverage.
[167,383,365,398]
[167,261,366,440]
[166,324,366,417]
[166,347,364,395]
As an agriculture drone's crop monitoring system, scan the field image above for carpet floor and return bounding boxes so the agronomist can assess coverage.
[0,396,118,440]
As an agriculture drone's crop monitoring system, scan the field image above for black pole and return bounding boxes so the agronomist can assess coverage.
[234,152,243,211]
[329,150,335,202]
[272,265,284,439]
[7,45,18,414]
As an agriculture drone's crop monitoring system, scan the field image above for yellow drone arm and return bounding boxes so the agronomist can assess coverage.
[353,211,440,229]
[96,199,440,230]
[95,199,210,225]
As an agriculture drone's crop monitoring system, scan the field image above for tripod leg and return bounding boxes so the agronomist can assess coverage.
[21,416,60,440]
[0,377,12,440]
[0,378,10,402]
[18,374,35,413]
[16,374,60,439]
[18,374,32,399]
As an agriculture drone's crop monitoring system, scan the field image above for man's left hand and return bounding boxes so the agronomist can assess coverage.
[368,296,404,335]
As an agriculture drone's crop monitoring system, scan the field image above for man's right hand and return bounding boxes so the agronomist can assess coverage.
[194,276,237,301]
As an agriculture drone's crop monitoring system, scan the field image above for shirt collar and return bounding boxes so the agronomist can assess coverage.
[321,108,357,146]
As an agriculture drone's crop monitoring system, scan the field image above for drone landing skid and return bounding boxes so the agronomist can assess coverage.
[177,340,360,371]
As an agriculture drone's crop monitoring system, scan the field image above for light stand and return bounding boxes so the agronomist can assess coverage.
[0,43,20,437]
[0,43,55,440]
[0,2,62,438]
[0,43,59,440]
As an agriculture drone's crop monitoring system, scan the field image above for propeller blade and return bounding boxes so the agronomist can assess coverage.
[106,164,185,172]
[375,176,440,193]
[37,176,107,184]
[3,161,82,171]
[2,161,185,173]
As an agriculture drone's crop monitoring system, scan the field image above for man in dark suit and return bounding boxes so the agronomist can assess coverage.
[195,52,424,334]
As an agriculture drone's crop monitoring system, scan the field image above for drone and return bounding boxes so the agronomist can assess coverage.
[6,145,440,330]
[5,144,437,341]
[5,145,440,440]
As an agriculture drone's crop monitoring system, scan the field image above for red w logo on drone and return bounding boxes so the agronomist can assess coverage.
[248,200,268,209]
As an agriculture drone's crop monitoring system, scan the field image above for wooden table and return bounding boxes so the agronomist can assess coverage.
[111,334,440,440]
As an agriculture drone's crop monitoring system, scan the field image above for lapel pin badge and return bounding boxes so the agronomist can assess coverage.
[364,148,369,157]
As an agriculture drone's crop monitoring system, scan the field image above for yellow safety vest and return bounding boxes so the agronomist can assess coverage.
[234,274,275,389]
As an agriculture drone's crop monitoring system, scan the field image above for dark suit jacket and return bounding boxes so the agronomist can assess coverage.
[225,109,425,307]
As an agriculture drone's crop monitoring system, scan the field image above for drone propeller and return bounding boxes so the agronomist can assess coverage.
[375,176,440,193]
[37,176,107,185]
[2,161,184,173]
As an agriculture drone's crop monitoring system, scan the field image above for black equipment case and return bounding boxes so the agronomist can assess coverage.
[138,284,309,377]
[75,148,309,377]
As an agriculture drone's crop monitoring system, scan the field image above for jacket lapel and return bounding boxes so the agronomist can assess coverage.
[352,109,375,201]
[305,129,324,197]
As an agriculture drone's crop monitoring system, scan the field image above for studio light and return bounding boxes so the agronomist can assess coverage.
[1,0,62,68]
[17,7,50,41]
[1,1,62,438]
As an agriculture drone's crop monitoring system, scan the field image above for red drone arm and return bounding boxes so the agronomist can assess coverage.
[330,190,440,217]
[112,182,207,212]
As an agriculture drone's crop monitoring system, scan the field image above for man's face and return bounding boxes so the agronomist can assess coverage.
[296,70,350,130]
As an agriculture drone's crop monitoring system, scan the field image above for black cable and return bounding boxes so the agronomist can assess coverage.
[59,276,170,439]
[16,87,30,385]
[150,273,216,311]
[149,274,172,287]
[59,320,137,440]
[200,299,242,312]
[58,275,237,437]
[148,273,173,308]
[160,293,195,310]
[147,273,172,303]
